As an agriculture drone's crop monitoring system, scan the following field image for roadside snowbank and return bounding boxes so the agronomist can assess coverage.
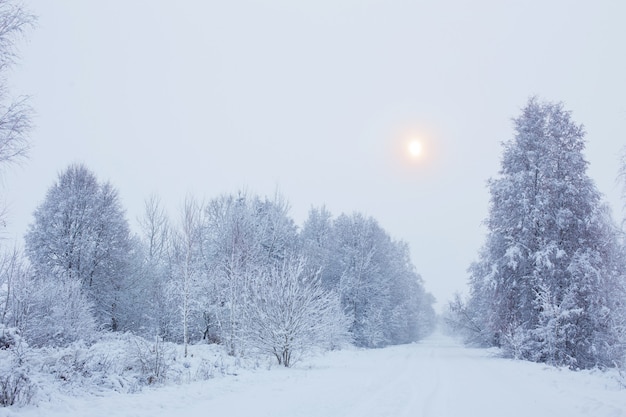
[5,332,626,417]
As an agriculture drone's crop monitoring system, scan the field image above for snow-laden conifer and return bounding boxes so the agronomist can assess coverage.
[467,98,625,368]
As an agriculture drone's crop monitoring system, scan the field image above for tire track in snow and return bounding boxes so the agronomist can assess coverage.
[340,349,414,417]
[340,336,452,417]
[420,339,445,417]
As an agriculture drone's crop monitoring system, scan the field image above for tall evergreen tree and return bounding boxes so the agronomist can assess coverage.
[468,98,624,368]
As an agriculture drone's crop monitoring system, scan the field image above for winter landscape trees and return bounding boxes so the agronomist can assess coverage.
[0,163,436,406]
[0,0,623,407]
[4,167,436,369]
[451,98,626,369]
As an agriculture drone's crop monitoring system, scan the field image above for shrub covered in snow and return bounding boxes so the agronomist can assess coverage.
[0,326,35,406]
[1,330,260,408]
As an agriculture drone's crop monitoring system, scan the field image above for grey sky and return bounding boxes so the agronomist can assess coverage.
[4,1,625,311]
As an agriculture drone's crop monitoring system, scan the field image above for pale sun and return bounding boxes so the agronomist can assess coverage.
[408,140,423,158]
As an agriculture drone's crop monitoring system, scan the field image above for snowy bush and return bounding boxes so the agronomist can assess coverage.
[193,359,216,381]
[0,326,35,407]
[0,328,269,409]
[500,324,525,360]
[0,370,34,407]
[131,335,176,385]
[13,274,97,348]
[63,333,177,390]
[36,333,161,394]
[0,326,20,350]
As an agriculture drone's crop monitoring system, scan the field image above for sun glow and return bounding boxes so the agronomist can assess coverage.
[408,139,423,158]
[386,124,441,177]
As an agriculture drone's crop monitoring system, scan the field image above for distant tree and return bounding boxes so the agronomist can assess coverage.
[202,192,261,354]
[385,240,436,343]
[170,196,205,357]
[136,194,175,338]
[139,194,171,262]
[24,164,133,331]
[311,211,435,347]
[253,192,298,264]
[299,206,338,286]
[467,98,625,368]
[443,293,486,344]
[333,213,388,347]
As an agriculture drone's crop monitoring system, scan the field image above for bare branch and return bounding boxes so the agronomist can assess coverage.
[0,96,32,168]
[0,1,36,72]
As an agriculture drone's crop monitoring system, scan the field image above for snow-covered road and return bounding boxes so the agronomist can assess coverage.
[7,332,626,417]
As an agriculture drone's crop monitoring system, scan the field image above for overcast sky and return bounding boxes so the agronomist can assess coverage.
[3,1,625,311]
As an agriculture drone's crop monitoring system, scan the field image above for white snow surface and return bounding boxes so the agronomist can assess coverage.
[5,332,626,417]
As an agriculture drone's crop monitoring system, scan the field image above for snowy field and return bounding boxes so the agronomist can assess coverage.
[5,332,626,417]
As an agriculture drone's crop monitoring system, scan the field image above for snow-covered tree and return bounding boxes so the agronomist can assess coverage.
[135,195,175,338]
[614,151,626,367]
[202,192,262,354]
[333,213,389,347]
[299,206,339,287]
[384,240,436,343]
[468,98,625,368]
[201,191,298,355]
[170,197,205,357]
[243,256,349,367]
[24,164,133,331]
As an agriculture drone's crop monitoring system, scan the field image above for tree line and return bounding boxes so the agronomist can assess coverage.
[0,165,436,365]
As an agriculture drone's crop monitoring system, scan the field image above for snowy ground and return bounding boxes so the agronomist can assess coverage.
[5,332,626,417]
